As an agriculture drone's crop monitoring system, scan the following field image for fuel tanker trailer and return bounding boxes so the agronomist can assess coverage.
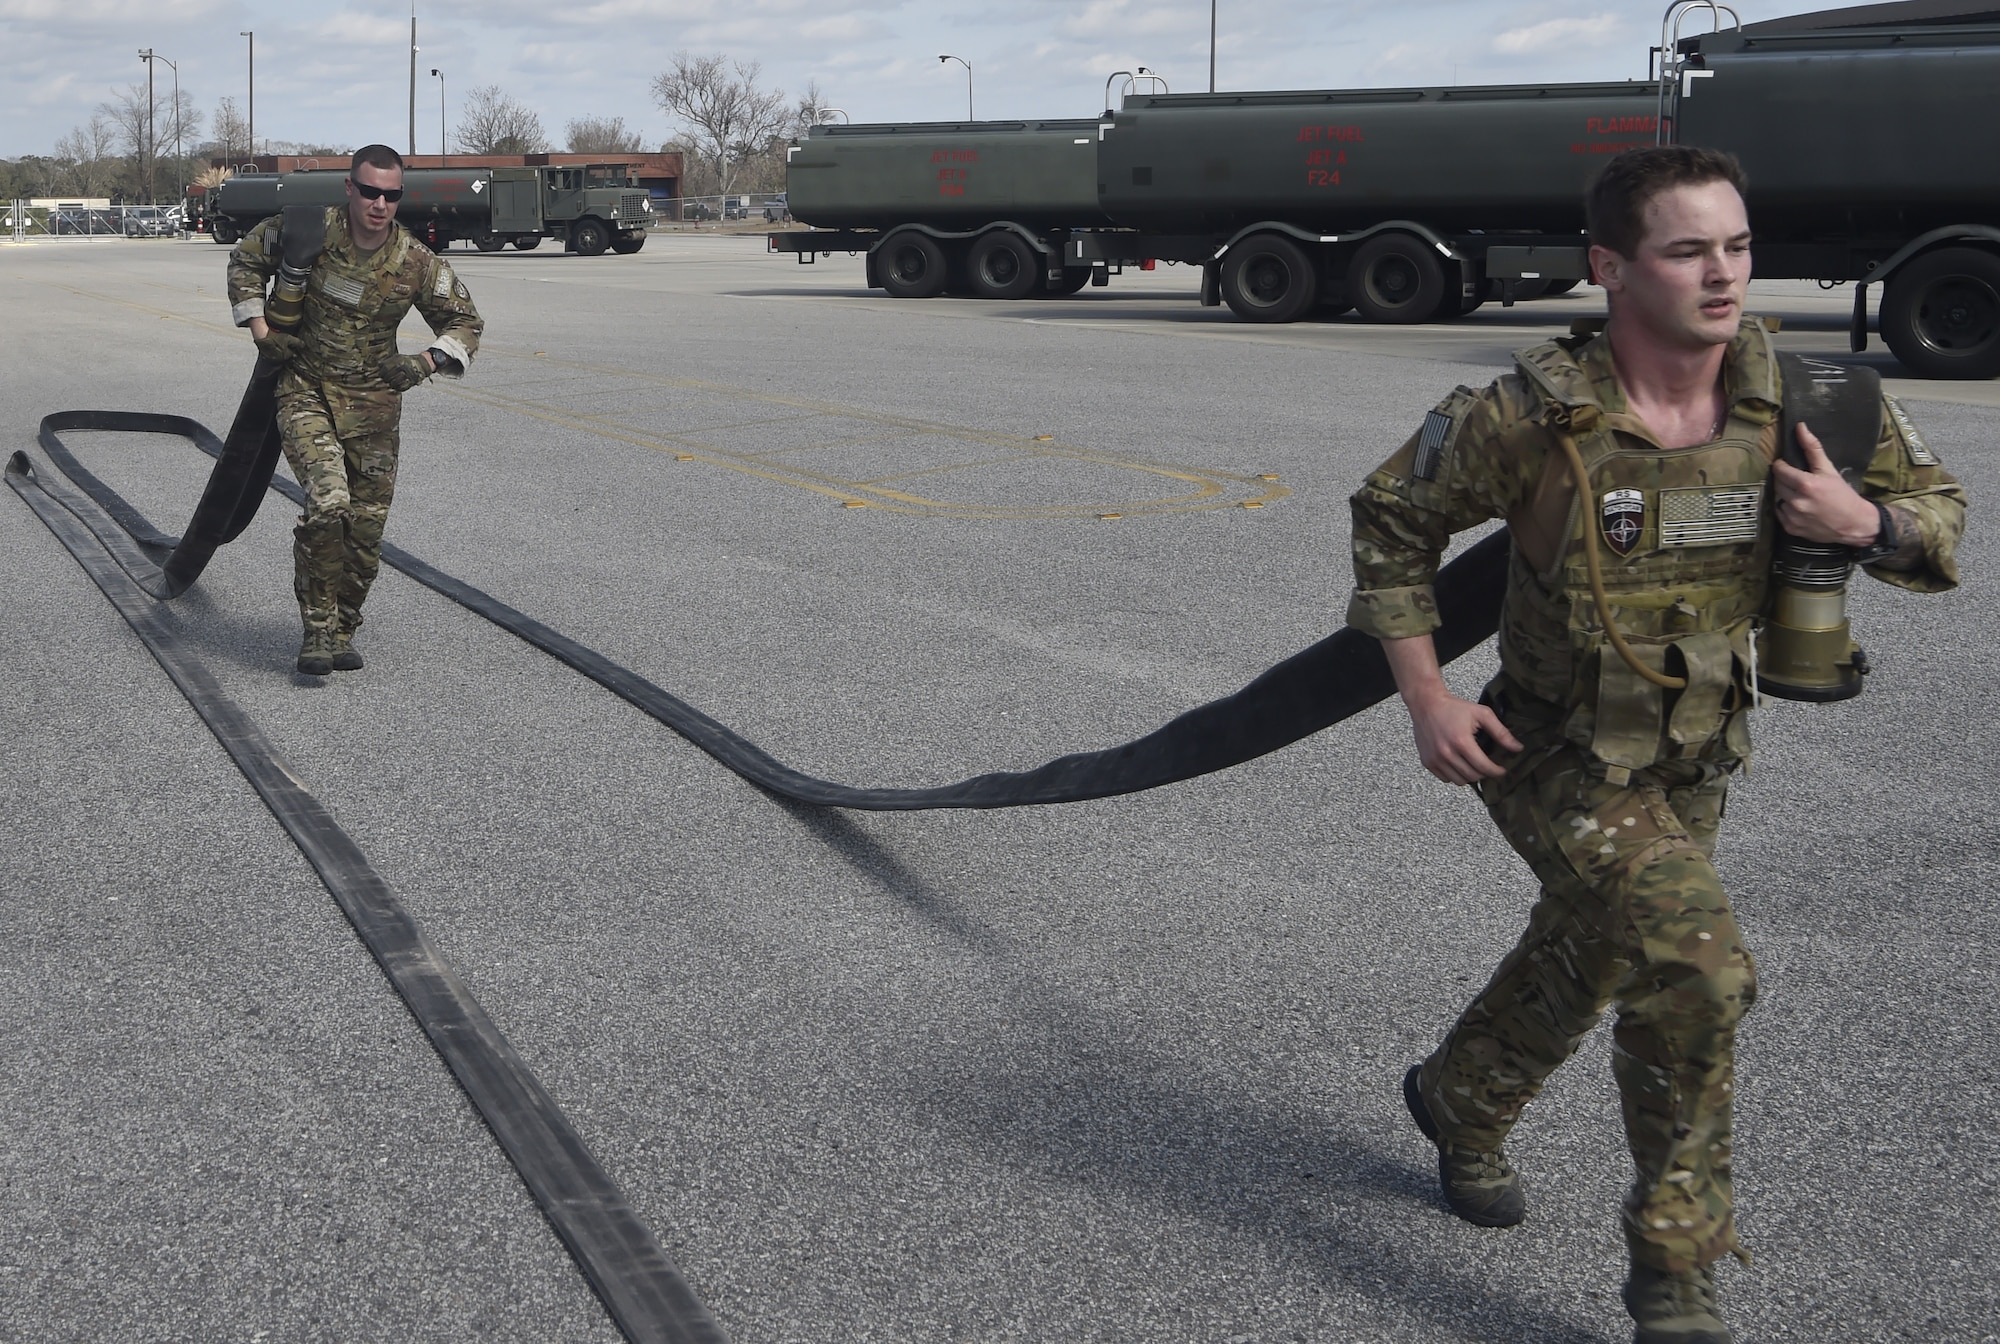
[204,164,653,256]
[766,118,1115,298]
[1091,80,1658,322]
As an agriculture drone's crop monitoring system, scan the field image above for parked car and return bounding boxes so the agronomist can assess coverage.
[123,206,180,237]
[724,196,749,220]
[763,192,789,222]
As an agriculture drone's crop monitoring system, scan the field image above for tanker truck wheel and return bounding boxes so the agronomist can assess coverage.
[473,230,505,253]
[1880,247,2000,380]
[967,232,1040,300]
[1221,234,1318,323]
[571,217,611,257]
[1349,234,1447,324]
[879,232,949,299]
[512,235,542,251]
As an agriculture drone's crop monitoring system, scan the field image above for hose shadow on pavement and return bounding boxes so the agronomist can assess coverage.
[775,797,1609,1344]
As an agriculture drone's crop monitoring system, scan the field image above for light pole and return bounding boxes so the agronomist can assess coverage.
[409,4,420,156]
[138,48,155,203]
[431,68,445,160]
[240,31,254,164]
[938,54,972,121]
[141,51,181,202]
[1210,0,1218,93]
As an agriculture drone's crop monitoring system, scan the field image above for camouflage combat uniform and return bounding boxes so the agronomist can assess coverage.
[1348,318,1965,1272]
[228,206,482,648]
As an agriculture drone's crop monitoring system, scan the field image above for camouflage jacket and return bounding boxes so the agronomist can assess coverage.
[1349,318,1967,762]
[228,206,483,434]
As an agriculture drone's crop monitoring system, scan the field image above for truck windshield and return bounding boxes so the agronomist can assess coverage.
[586,165,632,186]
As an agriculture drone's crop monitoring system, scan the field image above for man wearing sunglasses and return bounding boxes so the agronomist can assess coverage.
[228,143,484,675]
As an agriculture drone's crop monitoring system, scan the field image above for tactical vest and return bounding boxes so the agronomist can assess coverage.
[295,208,423,386]
[1499,333,1782,774]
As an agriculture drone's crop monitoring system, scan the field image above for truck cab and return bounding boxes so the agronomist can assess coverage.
[491,163,652,256]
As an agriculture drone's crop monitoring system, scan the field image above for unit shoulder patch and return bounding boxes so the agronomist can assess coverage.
[1884,395,1938,467]
[1601,488,1645,556]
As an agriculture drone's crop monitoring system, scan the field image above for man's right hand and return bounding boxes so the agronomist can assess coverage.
[1402,685,1520,785]
[1380,633,1522,785]
[254,327,302,364]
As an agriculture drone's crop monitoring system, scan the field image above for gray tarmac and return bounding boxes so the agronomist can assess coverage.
[2,232,1994,1344]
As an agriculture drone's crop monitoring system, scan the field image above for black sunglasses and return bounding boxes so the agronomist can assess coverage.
[349,179,405,202]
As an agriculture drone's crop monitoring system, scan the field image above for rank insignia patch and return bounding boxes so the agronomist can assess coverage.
[1601,488,1645,555]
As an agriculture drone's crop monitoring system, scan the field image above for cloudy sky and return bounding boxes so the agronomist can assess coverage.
[2,0,1858,159]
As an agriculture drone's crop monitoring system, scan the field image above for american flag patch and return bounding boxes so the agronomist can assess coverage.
[1413,410,1453,481]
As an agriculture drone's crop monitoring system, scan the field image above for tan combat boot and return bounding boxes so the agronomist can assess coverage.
[1624,1264,1732,1344]
[1403,1064,1526,1227]
[296,626,336,676]
[328,625,364,672]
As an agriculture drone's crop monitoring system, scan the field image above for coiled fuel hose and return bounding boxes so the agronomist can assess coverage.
[1556,428,1687,691]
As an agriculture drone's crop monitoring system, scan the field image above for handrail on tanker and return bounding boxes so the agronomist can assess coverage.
[1656,0,1742,145]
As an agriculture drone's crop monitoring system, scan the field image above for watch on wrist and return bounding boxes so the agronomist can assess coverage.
[1851,500,1902,565]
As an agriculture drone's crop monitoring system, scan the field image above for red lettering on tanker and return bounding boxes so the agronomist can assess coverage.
[928,149,980,163]
[1584,115,1657,134]
[1302,142,1349,187]
[1297,124,1364,142]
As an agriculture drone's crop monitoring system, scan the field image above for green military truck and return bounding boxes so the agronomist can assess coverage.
[202,163,652,256]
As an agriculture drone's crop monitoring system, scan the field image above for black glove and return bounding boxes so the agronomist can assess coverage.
[254,328,303,364]
[378,352,431,392]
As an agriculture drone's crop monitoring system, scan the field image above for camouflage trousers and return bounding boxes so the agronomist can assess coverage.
[276,389,400,639]
[1417,728,1756,1273]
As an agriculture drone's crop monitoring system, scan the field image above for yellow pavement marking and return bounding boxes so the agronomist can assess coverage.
[38,278,1293,517]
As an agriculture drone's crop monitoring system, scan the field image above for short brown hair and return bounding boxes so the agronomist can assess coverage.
[350,143,405,175]
[1586,146,1747,258]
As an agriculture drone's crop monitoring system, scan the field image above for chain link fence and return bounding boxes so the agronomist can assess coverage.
[670,192,788,223]
[6,202,190,241]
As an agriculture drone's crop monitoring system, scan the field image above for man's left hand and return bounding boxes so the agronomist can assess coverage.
[378,352,432,393]
[1772,422,1881,546]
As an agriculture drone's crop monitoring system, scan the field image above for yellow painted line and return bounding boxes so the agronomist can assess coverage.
[39,278,1294,515]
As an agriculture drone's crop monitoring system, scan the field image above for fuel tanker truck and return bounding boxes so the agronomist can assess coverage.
[200,163,652,256]
[769,0,2000,378]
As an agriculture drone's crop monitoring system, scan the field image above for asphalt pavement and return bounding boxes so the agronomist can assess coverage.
[2,232,1993,1344]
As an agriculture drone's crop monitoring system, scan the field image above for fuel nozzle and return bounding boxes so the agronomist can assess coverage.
[1757,532,1866,701]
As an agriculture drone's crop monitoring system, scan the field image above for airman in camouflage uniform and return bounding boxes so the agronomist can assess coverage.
[1350,148,1965,1344]
[227,144,482,674]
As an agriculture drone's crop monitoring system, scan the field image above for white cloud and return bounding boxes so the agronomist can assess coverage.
[1492,12,1623,56]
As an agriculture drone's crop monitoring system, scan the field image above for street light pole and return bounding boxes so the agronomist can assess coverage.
[138,49,156,204]
[1210,0,1218,93]
[432,68,445,160]
[938,54,973,121]
[409,4,419,156]
[240,31,254,163]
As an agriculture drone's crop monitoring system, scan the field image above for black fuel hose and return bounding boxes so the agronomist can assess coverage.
[25,401,1509,810]
[12,381,1508,1344]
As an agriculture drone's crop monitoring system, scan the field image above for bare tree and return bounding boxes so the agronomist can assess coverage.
[793,80,836,136]
[456,85,549,154]
[565,115,642,155]
[54,115,121,196]
[649,52,791,200]
[208,97,250,164]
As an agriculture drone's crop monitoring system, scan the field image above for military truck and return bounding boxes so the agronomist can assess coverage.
[769,0,2000,378]
[202,163,652,256]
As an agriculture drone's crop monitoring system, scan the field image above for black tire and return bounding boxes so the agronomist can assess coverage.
[512,235,541,251]
[1879,246,2000,380]
[1220,233,1319,323]
[966,231,1040,300]
[473,230,504,253]
[571,217,610,257]
[1040,267,1094,296]
[610,233,646,254]
[1348,233,1447,324]
[211,219,239,245]
[1543,277,1581,296]
[878,232,949,298]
